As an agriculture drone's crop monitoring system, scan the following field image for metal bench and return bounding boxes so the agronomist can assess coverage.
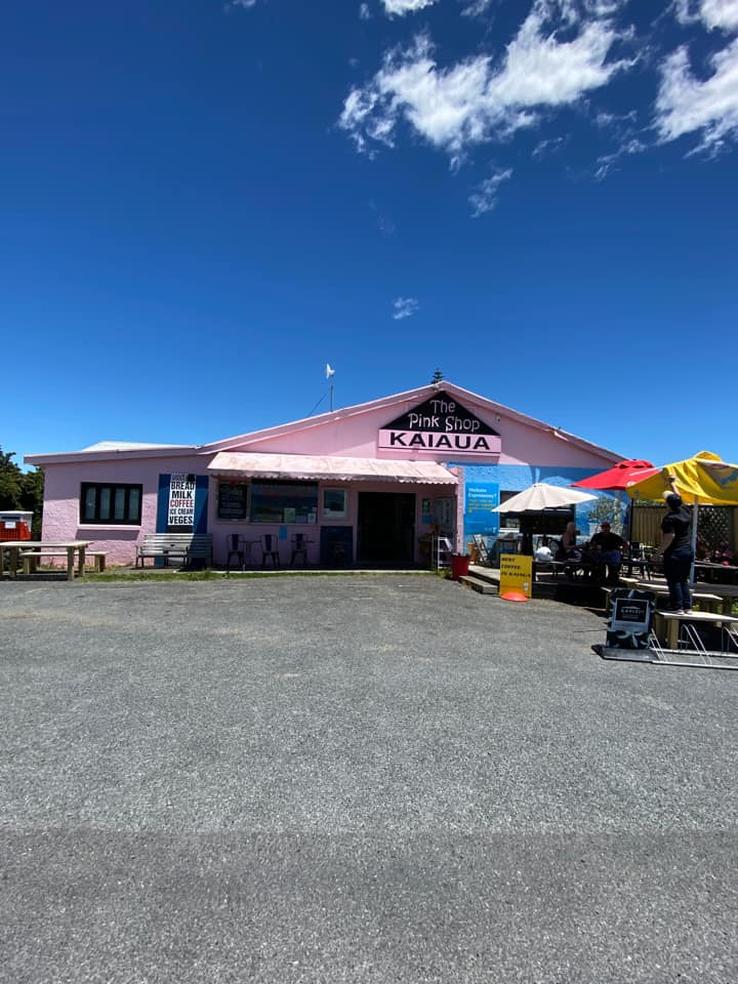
[135,533,213,569]
[20,550,107,575]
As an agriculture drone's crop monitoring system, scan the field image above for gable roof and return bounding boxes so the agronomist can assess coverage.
[204,380,622,462]
[25,380,622,465]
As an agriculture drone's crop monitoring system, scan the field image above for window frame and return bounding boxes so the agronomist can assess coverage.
[249,479,319,525]
[79,482,143,526]
[322,487,348,521]
[216,480,250,522]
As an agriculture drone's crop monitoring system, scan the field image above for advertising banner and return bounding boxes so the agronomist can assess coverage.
[499,554,533,599]
[168,473,197,529]
[464,482,500,540]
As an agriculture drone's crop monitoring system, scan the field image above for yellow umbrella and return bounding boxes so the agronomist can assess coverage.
[625,451,738,506]
[626,451,738,582]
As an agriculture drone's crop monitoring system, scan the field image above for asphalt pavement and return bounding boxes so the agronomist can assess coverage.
[1,575,737,983]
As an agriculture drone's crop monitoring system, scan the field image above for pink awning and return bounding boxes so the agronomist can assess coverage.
[208,451,457,485]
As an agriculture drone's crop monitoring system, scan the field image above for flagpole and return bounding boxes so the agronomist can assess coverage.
[325,363,335,411]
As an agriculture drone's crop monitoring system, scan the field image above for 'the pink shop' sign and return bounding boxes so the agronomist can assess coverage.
[378,392,501,456]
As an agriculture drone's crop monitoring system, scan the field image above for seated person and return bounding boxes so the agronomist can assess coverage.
[534,537,553,563]
[555,521,581,561]
[589,522,626,583]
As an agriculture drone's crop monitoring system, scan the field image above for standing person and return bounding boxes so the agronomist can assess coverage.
[654,476,694,613]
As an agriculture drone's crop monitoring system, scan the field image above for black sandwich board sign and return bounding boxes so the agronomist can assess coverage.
[602,588,656,661]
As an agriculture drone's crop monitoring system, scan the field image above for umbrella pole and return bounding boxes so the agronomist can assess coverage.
[690,499,699,585]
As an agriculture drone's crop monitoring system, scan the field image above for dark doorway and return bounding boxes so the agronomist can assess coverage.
[357,492,416,567]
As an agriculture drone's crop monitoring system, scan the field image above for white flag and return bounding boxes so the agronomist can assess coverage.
[325,363,335,379]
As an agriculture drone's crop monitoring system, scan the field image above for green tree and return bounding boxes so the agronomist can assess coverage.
[0,446,44,536]
[588,494,624,529]
[21,467,45,538]
[0,447,22,510]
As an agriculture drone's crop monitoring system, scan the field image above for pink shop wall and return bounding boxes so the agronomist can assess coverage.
[208,479,453,567]
[40,455,455,567]
[41,454,208,566]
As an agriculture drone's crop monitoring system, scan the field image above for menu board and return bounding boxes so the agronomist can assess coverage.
[218,482,248,520]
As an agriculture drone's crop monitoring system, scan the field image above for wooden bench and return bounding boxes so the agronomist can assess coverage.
[655,610,738,650]
[135,533,213,569]
[602,585,722,615]
[20,550,107,575]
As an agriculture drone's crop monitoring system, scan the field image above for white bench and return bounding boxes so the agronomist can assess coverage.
[135,533,213,569]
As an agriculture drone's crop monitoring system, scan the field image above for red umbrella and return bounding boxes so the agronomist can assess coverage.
[572,459,658,491]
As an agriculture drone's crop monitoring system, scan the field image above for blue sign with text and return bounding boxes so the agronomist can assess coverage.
[464,482,500,540]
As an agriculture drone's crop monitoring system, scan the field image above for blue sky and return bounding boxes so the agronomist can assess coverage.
[3,0,737,466]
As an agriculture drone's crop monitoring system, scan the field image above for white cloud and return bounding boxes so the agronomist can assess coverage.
[674,0,738,31]
[656,38,738,152]
[340,1,630,156]
[461,0,493,16]
[392,296,420,319]
[594,136,646,178]
[532,133,569,156]
[383,0,438,15]
[227,0,258,8]
[359,2,372,20]
[469,166,512,215]
[700,0,738,31]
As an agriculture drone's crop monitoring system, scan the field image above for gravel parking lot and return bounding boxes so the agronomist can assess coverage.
[2,575,738,983]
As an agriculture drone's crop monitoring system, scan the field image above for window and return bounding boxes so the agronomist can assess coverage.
[323,488,348,520]
[217,481,249,521]
[250,480,318,524]
[80,483,142,525]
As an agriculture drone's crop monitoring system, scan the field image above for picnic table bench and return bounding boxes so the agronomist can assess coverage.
[602,585,723,615]
[0,541,92,581]
[135,533,213,569]
[620,574,738,617]
[655,610,738,650]
[20,549,106,574]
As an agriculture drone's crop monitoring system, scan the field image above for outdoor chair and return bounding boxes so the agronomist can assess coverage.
[261,533,281,568]
[290,533,309,567]
[226,533,246,572]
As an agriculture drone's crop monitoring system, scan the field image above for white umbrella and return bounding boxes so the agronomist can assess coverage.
[491,482,597,513]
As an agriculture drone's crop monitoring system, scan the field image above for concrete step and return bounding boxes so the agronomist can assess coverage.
[460,574,497,595]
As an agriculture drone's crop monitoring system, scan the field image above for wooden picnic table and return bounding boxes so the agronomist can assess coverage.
[694,561,738,584]
[0,541,91,581]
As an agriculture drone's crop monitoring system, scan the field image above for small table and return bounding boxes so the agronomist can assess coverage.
[0,541,91,581]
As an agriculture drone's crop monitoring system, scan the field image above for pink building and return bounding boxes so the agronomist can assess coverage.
[25,382,622,568]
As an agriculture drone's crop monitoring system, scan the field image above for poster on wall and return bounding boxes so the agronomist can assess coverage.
[168,473,197,529]
[464,482,500,542]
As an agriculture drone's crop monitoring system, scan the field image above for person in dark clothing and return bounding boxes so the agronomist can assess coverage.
[590,522,626,584]
[654,477,694,613]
